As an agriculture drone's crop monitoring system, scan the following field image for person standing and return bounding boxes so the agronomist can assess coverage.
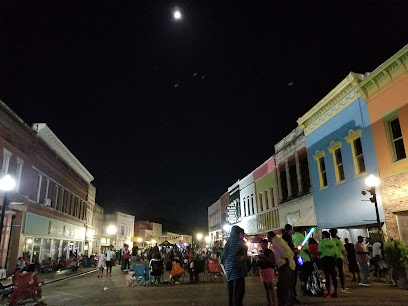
[329,229,347,292]
[318,231,338,298]
[344,238,360,282]
[355,236,371,286]
[267,231,295,306]
[97,248,106,278]
[281,224,298,304]
[131,242,139,266]
[292,227,312,295]
[105,245,115,277]
[372,240,383,280]
[258,239,276,306]
[221,225,248,306]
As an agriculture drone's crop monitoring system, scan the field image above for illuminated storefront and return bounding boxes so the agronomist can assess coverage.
[21,212,86,262]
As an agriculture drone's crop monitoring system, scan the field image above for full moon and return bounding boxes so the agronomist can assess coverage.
[174,10,181,20]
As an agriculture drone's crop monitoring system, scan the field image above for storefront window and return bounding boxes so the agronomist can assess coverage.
[23,237,33,262]
[51,239,60,261]
[32,238,41,264]
[62,240,69,259]
[42,239,52,261]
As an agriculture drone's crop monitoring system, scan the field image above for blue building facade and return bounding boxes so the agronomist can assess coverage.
[298,73,385,229]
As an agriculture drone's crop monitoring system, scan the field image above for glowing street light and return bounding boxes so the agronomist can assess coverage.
[204,236,211,243]
[173,10,182,20]
[362,174,382,237]
[223,224,231,232]
[196,233,203,241]
[151,239,156,245]
[365,174,380,188]
[0,175,16,257]
[137,237,143,243]
[0,175,16,191]
[106,225,117,235]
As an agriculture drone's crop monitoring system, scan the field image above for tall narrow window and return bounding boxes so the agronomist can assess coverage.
[243,199,246,216]
[313,150,327,189]
[345,129,366,176]
[328,141,345,183]
[270,188,275,207]
[265,190,269,210]
[36,174,43,203]
[319,157,328,187]
[15,157,24,192]
[247,196,250,215]
[251,194,255,214]
[1,148,12,176]
[386,117,406,161]
[354,138,366,174]
[334,148,345,181]
[259,193,263,212]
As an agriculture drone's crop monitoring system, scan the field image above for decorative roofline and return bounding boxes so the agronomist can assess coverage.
[297,72,364,136]
[358,45,408,101]
[32,123,94,183]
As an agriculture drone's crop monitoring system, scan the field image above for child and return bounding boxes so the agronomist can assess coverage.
[97,248,106,278]
[257,239,276,306]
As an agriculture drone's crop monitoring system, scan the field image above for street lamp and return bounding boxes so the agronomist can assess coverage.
[204,236,211,244]
[106,225,117,235]
[223,224,231,232]
[362,174,382,236]
[196,233,203,241]
[0,175,16,257]
[137,237,143,243]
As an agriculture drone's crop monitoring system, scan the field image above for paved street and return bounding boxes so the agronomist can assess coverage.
[42,266,408,305]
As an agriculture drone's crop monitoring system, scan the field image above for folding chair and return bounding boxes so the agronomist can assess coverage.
[207,259,225,282]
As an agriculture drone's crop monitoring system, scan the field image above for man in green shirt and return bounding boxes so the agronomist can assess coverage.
[318,231,338,298]
[292,227,312,295]
[330,228,347,292]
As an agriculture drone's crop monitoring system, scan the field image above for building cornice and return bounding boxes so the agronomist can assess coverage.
[32,123,94,183]
[358,45,408,101]
[297,73,364,136]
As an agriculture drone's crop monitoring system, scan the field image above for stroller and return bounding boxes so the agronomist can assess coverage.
[306,262,325,296]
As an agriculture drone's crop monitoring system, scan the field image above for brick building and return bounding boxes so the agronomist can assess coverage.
[0,99,94,274]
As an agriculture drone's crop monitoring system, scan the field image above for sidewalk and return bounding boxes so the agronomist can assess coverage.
[38,266,98,284]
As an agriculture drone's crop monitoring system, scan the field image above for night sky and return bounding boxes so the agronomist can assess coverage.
[1,1,407,233]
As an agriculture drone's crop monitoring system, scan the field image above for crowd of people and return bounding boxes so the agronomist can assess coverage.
[94,242,224,285]
[222,224,393,306]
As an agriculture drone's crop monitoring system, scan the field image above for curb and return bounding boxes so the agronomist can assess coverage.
[43,268,98,285]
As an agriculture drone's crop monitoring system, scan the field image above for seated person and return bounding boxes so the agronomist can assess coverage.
[67,258,79,273]
[10,264,43,304]
[133,258,149,279]
[16,257,26,271]
[191,255,205,282]
[149,253,164,283]
[169,254,184,284]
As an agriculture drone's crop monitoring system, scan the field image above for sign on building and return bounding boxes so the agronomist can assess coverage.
[226,201,241,224]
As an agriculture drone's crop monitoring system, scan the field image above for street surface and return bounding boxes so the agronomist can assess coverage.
[43,266,408,305]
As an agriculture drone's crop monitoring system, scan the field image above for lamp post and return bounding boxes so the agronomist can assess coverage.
[362,174,382,236]
[0,175,16,256]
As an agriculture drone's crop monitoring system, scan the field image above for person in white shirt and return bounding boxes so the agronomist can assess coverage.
[267,231,295,306]
[106,245,115,277]
[372,240,383,278]
[97,249,106,278]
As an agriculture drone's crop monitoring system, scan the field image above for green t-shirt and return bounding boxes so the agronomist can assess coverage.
[318,239,338,258]
[331,237,345,259]
[292,232,310,262]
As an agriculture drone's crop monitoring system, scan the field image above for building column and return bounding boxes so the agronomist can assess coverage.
[295,151,303,195]
[285,159,292,199]
[277,165,283,204]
